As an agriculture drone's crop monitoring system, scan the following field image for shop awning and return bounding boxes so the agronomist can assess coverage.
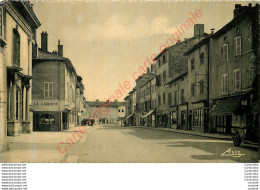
[126,113,134,119]
[210,97,241,115]
[142,109,155,118]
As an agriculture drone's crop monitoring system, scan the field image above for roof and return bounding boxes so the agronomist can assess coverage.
[184,35,211,56]
[153,35,208,61]
[213,5,258,39]
[33,50,77,75]
[165,72,188,85]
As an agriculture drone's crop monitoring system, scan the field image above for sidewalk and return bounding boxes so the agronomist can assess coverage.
[0,126,91,163]
[132,126,233,141]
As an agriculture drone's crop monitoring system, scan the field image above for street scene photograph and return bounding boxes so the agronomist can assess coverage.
[0,0,259,163]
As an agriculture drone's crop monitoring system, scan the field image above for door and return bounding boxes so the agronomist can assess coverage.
[63,112,68,129]
[226,115,232,134]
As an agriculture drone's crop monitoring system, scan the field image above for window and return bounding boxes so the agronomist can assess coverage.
[235,36,241,56]
[163,54,166,63]
[44,82,53,98]
[122,109,124,112]
[223,44,228,61]
[233,70,241,92]
[118,109,120,112]
[168,93,172,106]
[158,95,161,106]
[181,89,185,103]
[163,71,166,83]
[222,74,229,94]
[163,93,166,105]
[191,58,195,70]
[200,53,204,64]
[13,29,20,67]
[40,114,55,125]
[191,83,195,97]
[200,80,204,94]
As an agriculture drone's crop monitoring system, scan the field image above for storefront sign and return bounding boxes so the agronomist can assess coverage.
[33,100,60,111]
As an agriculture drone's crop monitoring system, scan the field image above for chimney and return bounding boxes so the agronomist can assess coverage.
[52,51,57,55]
[176,40,181,44]
[210,28,215,34]
[194,24,204,38]
[41,31,48,52]
[58,39,63,57]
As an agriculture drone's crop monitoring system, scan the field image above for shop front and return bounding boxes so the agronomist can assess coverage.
[169,106,178,129]
[210,95,252,134]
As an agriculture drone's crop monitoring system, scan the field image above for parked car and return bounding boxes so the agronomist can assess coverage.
[81,119,95,126]
[232,124,258,147]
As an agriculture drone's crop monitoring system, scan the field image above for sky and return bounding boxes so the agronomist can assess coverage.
[32,0,256,101]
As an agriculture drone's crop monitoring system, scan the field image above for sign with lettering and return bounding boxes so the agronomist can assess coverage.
[33,100,61,111]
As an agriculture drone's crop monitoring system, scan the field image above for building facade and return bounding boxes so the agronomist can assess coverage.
[0,1,40,151]
[184,37,210,133]
[209,4,259,135]
[86,100,125,124]
[32,32,77,131]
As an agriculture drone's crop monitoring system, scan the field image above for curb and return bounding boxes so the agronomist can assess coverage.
[129,126,233,141]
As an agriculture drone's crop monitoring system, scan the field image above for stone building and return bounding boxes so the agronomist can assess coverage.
[32,32,77,131]
[86,100,125,124]
[139,72,156,127]
[154,24,207,128]
[209,4,259,134]
[184,36,211,133]
[0,0,40,152]
[124,88,136,126]
[76,75,88,126]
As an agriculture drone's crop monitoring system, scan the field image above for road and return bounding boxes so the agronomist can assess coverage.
[62,124,258,163]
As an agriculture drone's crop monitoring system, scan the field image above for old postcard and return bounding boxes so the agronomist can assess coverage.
[0,0,259,164]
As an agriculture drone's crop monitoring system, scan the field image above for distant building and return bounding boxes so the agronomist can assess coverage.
[32,32,77,131]
[86,100,125,124]
[76,75,88,126]
[0,0,40,153]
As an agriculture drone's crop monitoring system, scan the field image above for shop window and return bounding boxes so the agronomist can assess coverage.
[40,114,55,125]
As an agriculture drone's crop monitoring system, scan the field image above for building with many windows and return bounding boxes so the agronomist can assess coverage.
[32,32,77,131]
[209,4,259,135]
[0,0,40,151]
